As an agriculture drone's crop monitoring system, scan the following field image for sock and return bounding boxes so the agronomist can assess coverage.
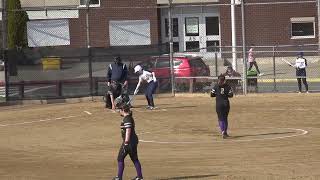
[117,161,124,178]
[134,160,143,178]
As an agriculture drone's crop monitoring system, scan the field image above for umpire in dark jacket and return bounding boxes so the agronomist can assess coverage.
[106,56,128,109]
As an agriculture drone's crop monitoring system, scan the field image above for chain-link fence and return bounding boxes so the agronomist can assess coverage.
[1,0,319,101]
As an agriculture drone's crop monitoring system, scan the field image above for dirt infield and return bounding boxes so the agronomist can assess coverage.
[0,93,320,180]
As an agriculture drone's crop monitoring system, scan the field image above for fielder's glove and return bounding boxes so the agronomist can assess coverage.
[210,89,216,97]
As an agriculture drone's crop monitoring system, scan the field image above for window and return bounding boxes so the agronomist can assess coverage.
[185,17,199,36]
[206,17,219,35]
[109,20,151,46]
[291,17,315,39]
[206,41,220,52]
[80,0,100,7]
[165,18,179,37]
[186,41,199,52]
[166,42,179,52]
[27,19,70,47]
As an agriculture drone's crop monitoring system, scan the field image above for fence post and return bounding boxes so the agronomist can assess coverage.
[19,81,24,99]
[272,46,277,92]
[214,52,218,76]
[189,78,194,93]
[56,81,62,97]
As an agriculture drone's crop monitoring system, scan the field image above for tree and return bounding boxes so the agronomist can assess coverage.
[7,0,29,49]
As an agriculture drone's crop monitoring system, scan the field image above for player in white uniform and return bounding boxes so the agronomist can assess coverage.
[133,65,158,109]
[294,52,309,93]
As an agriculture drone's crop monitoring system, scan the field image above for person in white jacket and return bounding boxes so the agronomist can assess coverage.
[133,65,158,110]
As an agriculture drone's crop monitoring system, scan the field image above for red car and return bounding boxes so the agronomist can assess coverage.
[136,55,210,91]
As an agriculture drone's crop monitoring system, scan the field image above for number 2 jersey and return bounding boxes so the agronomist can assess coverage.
[211,83,233,111]
[120,115,138,144]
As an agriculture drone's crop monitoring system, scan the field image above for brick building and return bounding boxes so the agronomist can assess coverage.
[22,0,318,51]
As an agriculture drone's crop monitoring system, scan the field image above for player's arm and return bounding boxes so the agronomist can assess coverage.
[123,64,128,87]
[125,128,132,144]
[107,65,112,86]
[124,118,132,144]
[134,77,142,95]
[152,71,157,82]
[228,86,234,98]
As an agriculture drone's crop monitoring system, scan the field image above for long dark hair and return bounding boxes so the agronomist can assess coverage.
[218,74,226,86]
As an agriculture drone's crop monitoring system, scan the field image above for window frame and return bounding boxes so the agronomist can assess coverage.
[290,17,315,39]
[79,0,100,7]
[185,17,199,36]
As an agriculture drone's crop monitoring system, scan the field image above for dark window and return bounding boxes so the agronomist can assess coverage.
[291,22,314,37]
[185,17,199,36]
[165,18,179,37]
[189,58,206,68]
[186,41,199,52]
[80,0,99,5]
[206,41,220,52]
[174,60,182,67]
[206,17,219,35]
[166,42,179,52]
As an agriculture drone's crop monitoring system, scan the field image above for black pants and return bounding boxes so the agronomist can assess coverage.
[248,61,260,74]
[216,103,230,122]
[117,143,139,162]
[296,69,308,92]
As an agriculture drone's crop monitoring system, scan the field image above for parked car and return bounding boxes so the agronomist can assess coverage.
[0,59,4,71]
[134,55,211,91]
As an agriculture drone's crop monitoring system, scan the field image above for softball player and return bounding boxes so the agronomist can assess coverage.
[294,52,309,93]
[211,74,233,139]
[113,104,143,180]
[133,65,158,110]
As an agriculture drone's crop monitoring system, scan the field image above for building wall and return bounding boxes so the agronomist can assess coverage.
[69,0,159,48]
[219,0,317,46]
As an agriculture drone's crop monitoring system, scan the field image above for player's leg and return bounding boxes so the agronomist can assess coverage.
[297,78,302,93]
[302,78,309,92]
[248,62,253,71]
[148,81,158,108]
[224,105,230,136]
[144,88,151,108]
[114,144,129,180]
[253,61,261,74]
[129,144,143,180]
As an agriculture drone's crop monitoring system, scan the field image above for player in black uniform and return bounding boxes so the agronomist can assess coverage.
[211,74,234,139]
[113,104,143,180]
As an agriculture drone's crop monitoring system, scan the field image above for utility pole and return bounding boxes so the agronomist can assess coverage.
[318,0,320,52]
[2,0,8,100]
[168,0,175,96]
[240,0,247,95]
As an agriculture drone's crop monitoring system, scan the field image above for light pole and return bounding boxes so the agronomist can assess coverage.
[86,0,93,98]
[231,0,237,71]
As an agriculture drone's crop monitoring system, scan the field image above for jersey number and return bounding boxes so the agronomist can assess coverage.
[221,88,225,94]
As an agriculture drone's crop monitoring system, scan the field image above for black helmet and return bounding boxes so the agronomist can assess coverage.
[114,56,122,64]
